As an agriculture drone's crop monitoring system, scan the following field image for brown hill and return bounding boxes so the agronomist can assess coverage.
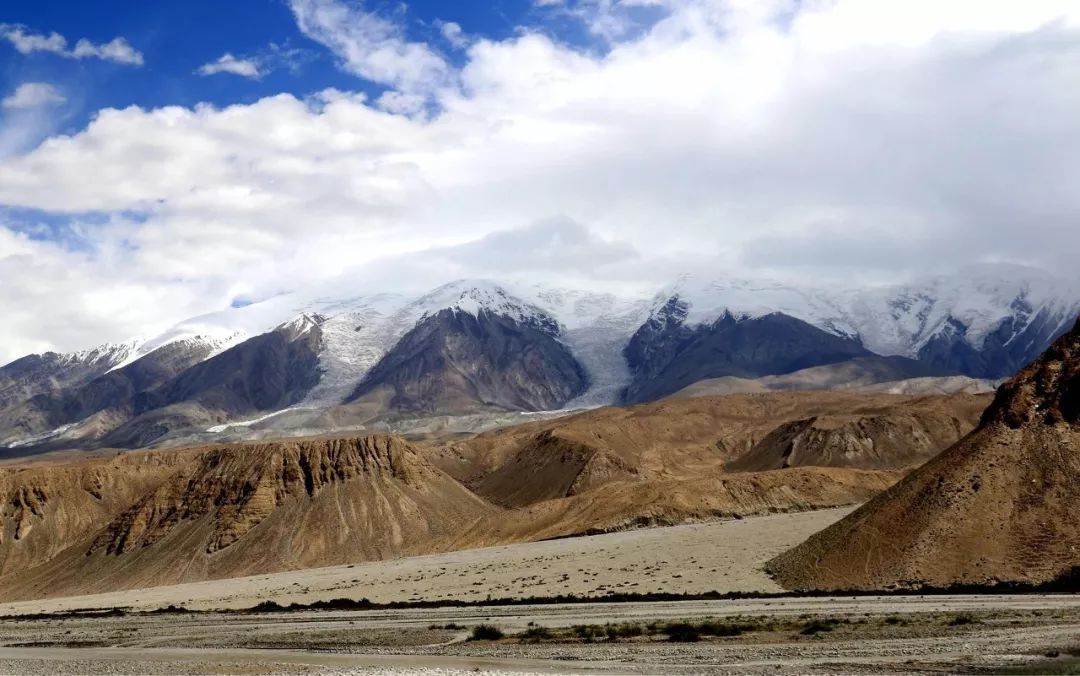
[0,436,495,601]
[424,391,988,506]
[0,389,990,603]
[726,399,979,472]
[446,466,902,548]
[767,319,1080,591]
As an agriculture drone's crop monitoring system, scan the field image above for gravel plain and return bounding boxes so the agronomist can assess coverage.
[1,595,1079,674]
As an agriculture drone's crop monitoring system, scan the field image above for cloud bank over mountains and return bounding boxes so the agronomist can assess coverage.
[1,0,1079,361]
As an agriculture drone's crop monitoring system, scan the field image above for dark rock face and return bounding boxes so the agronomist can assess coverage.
[0,353,107,413]
[138,324,322,416]
[1,320,325,450]
[0,340,219,445]
[99,321,325,448]
[981,317,1080,429]
[349,309,587,413]
[917,301,1076,378]
[622,304,871,403]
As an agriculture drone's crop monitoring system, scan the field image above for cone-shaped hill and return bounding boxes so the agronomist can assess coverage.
[767,318,1080,591]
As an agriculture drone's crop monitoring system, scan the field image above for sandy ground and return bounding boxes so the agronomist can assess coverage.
[1,507,1079,674]
[0,596,1079,674]
[0,508,854,616]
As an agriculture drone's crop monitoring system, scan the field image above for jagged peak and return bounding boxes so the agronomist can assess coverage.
[276,312,328,340]
[404,279,561,333]
[981,317,1080,429]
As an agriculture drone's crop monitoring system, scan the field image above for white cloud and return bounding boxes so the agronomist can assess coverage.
[0,26,67,55]
[288,0,450,95]
[0,24,144,65]
[438,21,469,49]
[71,37,144,65]
[2,83,65,110]
[2,0,1080,360]
[198,53,264,78]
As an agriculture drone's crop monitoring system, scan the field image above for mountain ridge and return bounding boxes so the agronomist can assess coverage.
[2,266,1077,452]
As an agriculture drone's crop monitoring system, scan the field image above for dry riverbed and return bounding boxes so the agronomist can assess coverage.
[0,596,1079,674]
[1,508,1078,674]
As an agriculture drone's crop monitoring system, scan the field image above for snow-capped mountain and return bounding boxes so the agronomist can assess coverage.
[640,265,1080,377]
[2,264,1077,452]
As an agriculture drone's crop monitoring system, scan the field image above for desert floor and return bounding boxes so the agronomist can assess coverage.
[1,596,1079,674]
[0,507,854,616]
[1,507,1078,675]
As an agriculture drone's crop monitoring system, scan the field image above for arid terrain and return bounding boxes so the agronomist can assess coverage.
[0,390,987,601]
[0,374,1073,675]
[1,593,1079,674]
[0,508,849,616]
[0,507,1079,675]
[769,319,1080,591]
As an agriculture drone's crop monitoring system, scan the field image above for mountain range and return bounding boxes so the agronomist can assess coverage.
[0,389,984,601]
[2,264,1077,453]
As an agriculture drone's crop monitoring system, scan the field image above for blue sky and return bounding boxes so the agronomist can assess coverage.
[1,0,613,137]
[1,0,1080,360]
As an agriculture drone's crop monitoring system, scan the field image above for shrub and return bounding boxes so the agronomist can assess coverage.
[468,625,505,641]
[698,620,752,637]
[799,619,840,636]
[665,623,702,642]
[518,626,554,641]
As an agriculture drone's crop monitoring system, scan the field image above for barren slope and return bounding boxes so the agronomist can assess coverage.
[767,319,1080,591]
[425,391,988,506]
[0,436,496,601]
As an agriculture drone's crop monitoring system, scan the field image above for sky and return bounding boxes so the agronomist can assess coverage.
[1,0,1080,361]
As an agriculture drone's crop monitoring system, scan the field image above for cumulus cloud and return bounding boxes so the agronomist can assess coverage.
[1,83,65,109]
[198,53,264,78]
[0,24,144,65]
[2,0,1080,360]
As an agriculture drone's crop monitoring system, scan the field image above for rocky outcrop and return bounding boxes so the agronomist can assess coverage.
[471,430,640,508]
[0,435,496,600]
[767,318,1080,591]
[0,452,187,577]
[622,306,871,403]
[90,436,449,556]
[349,308,587,413]
[727,407,977,472]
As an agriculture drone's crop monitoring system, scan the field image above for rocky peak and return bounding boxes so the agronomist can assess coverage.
[981,317,1080,429]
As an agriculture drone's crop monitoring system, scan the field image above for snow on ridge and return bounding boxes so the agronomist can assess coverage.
[646,265,1080,357]
[652,274,858,338]
[38,264,1080,421]
[65,339,142,369]
[401,279,556,329]
[107,327,248,373]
